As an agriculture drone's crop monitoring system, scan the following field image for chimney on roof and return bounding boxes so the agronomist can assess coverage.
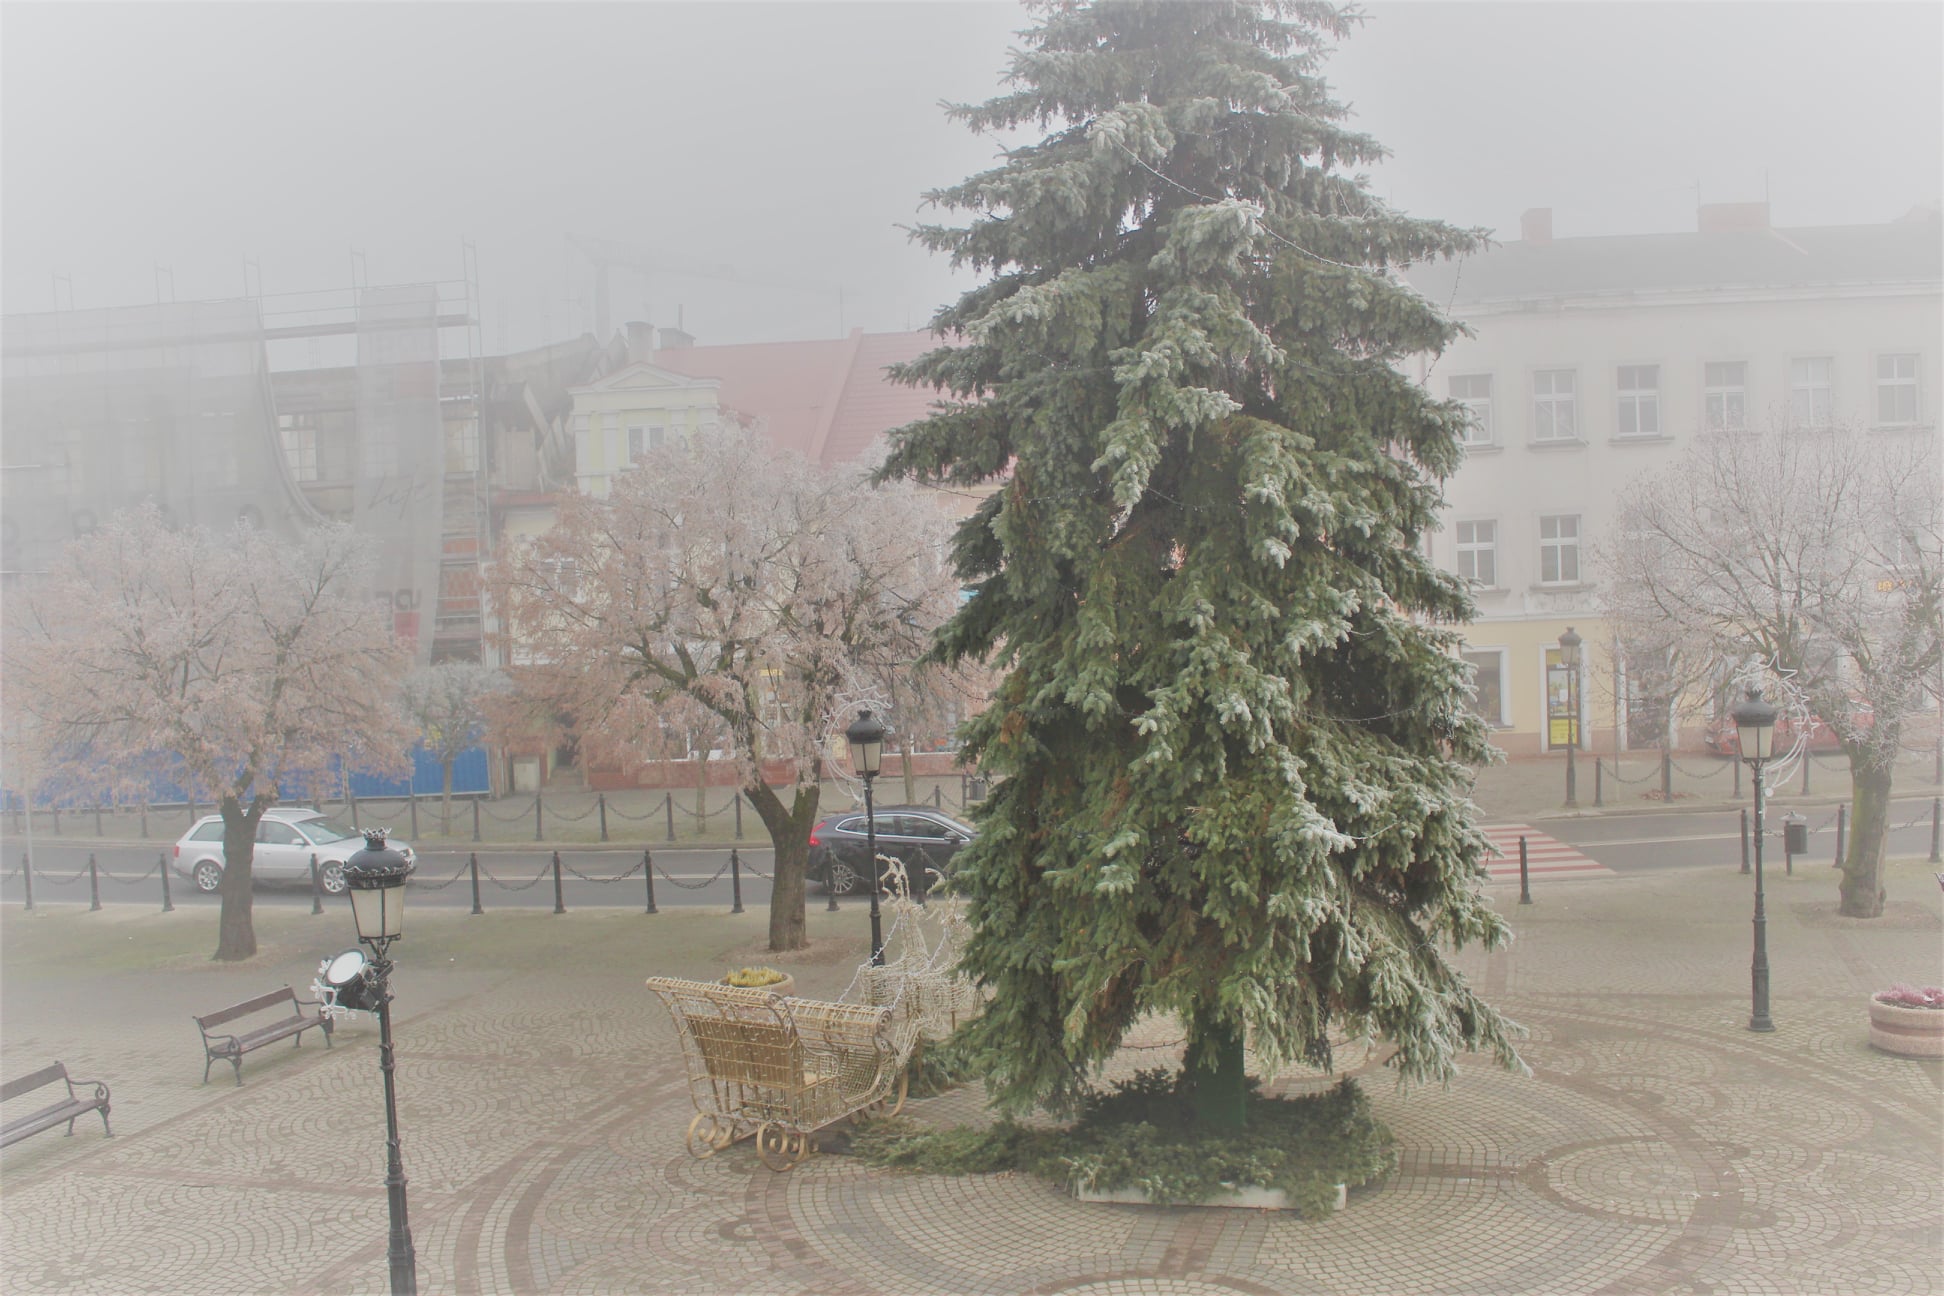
[1698,202,1770,233]
[1520,208,1553,245]
[625,321,656,365]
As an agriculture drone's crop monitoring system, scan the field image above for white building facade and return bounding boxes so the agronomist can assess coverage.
[1409,205,1942,755]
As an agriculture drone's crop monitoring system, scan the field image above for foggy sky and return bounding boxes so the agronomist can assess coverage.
[4,1,1939,353]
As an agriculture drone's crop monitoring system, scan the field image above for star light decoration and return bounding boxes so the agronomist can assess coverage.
[1729,656,1817,783]
[822,689,895,804]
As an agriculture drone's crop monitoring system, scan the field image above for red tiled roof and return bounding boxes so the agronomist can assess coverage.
[648,329,945,466]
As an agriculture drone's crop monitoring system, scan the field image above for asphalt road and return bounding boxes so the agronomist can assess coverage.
[1544,798,1940,872]
[1,798,1936,911]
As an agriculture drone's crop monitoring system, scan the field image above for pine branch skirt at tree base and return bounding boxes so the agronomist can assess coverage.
[1867,1000,1944,1057]
[1073,1181,1347,1212]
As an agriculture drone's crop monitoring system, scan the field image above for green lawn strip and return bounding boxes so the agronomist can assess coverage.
[855,1071,1394,1215]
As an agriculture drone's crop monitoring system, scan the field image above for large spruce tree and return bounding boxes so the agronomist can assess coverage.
[882,0,1522,1125]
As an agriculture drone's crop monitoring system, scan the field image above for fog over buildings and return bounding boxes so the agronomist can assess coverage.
[3,2,1939,750]
[4,2,1939,347]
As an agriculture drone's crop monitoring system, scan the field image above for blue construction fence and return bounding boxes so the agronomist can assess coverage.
[3,744,490,811]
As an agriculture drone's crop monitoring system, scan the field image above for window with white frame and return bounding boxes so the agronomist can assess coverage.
[1448,374,1493,445]
[627,425,646,460]
[1461,648,1509,726]
[1532,369,1577,442]
[1615,365,1660,438]
[1877,354,1919,426]
[1455,519,1498,587]
[1704,361,1747,431]
[1789,357,1833,426]
[1538,514,1581,584]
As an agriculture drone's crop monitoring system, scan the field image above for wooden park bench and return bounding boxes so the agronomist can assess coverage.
[2,1062,113,1148]
[646,977,906,1171]
[194,986,333,1086]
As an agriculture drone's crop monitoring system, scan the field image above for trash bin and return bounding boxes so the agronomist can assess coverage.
[1783,815,1809,854]
[965,775,989,802]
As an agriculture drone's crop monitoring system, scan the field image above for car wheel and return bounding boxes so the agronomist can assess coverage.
[193,860,223,893]
[826,861,861,895]
[318,862,347,895]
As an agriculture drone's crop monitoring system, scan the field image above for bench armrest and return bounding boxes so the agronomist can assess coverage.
[291,994,328,1013]
[64,1075,110,1102]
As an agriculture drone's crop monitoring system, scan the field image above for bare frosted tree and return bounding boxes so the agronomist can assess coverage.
[1598,422,1941,916]
[488,428,966,951]
[6,506,412,958]
[399,661,507,833]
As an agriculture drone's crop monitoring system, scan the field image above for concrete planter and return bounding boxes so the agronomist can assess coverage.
[1868,999,1944,1058]
[1074,1181,1347,1212]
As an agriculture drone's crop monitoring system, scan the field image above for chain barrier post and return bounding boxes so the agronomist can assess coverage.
[1733,756,1742,800]
[88,854,101,911]
[159,851,174,912]
[643,849,658,914]
[347,787,359,829]
[535,794,544,842]
[473,798,482,842]
[409,794,419,842]
[141,801,150,840]
[52,804,61,837]
[94,803,104,836]
[932,785,942,808]
[1593,758,1603,807]
[1935,737,1942,786]
[1834,804,1846,869]
[310,854,325,915]
[734,793,743,840]
[1518,836,1531,905]
[729,848,745,914]
[598,793,608,843]
[22,852,34,911]
[551,850,566,914]
[1931,797,1941,865]
[1660,751,1672,804]
[469,853,483,914]
[664,794,675,844]
[9,796,19,836]
[1740,808,1750,874]
[1800,756,1810,796]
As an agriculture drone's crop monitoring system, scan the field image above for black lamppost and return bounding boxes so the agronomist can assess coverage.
[328,830,419,1295]
[1731,689,1779,1033]
[845,709,887,966]
[1559,627,1583,808]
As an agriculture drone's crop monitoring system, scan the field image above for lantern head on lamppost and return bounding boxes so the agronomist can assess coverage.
[1730,688,1779,765]
[846,709,889,966]
[344,828,413,954]
[845,709,886,782]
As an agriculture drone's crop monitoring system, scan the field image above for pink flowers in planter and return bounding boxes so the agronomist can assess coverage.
[1873,984,1944,1009]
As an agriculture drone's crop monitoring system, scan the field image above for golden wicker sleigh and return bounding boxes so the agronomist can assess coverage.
[646,977,906,1171]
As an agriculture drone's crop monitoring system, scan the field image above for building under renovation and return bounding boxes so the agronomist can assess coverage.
[1,278,605,666]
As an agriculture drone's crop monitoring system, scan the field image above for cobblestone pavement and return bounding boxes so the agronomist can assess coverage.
[2,861,1939,1295]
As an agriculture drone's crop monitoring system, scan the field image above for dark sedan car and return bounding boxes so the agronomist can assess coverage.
[808,805,975,896]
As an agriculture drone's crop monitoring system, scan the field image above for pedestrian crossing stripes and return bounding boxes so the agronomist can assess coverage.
[1478,824,1615,883]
